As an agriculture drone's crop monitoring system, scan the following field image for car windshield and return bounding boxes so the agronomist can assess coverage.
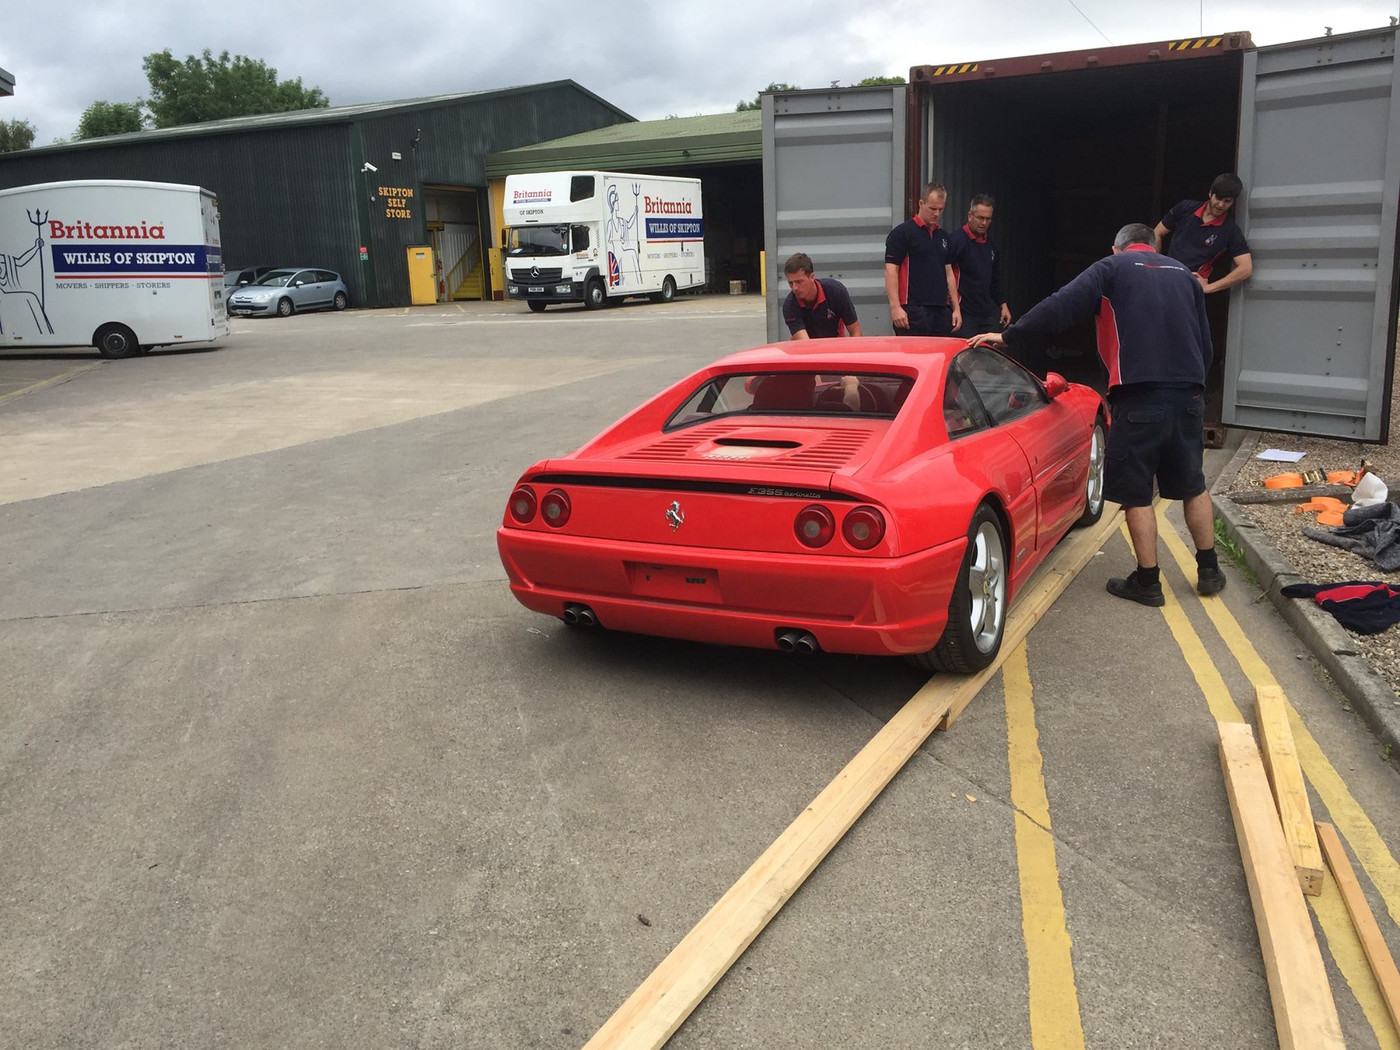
[665,372,914,430]
[506,225,569,257]
[254,270,299,287]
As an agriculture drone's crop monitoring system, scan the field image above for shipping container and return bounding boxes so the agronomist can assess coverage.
[763,26,1400,441]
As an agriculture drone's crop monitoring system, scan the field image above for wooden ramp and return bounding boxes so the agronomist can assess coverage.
[582,506,1124,1050]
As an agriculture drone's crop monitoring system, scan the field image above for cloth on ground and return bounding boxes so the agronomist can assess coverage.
[1280,580,1400,634]
[1303,500,1400,572]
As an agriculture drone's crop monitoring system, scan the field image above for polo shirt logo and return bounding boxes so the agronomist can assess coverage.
[1204,233,1217,247]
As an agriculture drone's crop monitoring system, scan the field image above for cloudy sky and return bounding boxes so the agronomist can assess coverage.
[2,0,1397,142]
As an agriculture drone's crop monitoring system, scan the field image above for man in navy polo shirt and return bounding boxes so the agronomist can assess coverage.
[781,253,862,339]
[884,182,961,337]
[949,193,1010,336]
[1154,173,1253,294]
[966,223,1226,605]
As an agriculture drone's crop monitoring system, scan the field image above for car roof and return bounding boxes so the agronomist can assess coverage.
[707,336,961,379]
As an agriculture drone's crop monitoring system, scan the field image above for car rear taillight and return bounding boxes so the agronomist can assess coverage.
[541,489,572,527]
[794,505,835,548]
[509,485,537,523]
[842,506,886,550]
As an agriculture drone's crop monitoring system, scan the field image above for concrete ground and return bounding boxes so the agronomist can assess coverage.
[1,297,1398,1050]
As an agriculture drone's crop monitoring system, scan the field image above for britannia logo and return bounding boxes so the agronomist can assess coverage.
[665,500,685,531]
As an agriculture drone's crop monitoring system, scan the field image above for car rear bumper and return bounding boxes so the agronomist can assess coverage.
[496,528,967,656]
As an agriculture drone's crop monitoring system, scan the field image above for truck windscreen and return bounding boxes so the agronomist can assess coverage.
[506,226,569,257]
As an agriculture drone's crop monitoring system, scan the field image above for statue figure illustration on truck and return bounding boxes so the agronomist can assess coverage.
[0,210,54,336]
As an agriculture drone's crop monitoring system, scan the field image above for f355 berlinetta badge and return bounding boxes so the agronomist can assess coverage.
[665,501,685,531]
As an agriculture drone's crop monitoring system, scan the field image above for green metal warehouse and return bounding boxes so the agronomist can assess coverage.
[0,82,632,308]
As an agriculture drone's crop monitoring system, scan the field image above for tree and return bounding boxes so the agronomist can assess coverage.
[0,118,36,153]
[76,100,146,139]
[855,75,906,86]
[736,82,799,112]
[142,48,329,128]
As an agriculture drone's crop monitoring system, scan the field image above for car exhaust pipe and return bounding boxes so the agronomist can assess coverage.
[775,628,818,653]
[563,603,597,628]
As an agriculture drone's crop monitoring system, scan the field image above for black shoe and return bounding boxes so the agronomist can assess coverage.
[1197,565,1227,595]
[1107,572,1165,607]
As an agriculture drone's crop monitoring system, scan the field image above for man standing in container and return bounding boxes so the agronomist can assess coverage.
[781,253,862,339]
[1154,173,1253,294]
[949,194,1010,336]
[884,183,961,337]
[965,223,1226,604]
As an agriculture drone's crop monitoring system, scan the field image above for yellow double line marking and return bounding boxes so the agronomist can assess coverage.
[1148,508,1400,1047]
[1005,643,1087,1049]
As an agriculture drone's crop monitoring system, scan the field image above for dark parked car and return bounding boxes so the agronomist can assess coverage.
[226,269,350,317]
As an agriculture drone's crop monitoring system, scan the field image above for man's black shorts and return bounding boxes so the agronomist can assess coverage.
[962,310,1000,336]
[1103,383,1207,507]
[895,303,953,337]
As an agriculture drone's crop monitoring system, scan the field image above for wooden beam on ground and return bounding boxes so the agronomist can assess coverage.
[583,507,1123,1049]
[1316,820,1400,1037]
[1217,721,1344,1050]
[1254,685,1325,896]
[942,504,1124,729]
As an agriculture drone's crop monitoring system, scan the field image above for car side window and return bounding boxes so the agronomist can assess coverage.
[957,347,1048,426]
[316,270,337,283]
[943,363,992,437]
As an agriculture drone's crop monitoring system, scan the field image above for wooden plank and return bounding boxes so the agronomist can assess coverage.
[942,504,1124,728]
[1317,820,1400,1037]
[582,675,970,1049]
[583,508,1126,1049]
[1255,685,1325,896]
[1218,721,1344,1050]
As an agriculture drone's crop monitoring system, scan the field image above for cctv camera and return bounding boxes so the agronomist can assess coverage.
[362,162,378,173]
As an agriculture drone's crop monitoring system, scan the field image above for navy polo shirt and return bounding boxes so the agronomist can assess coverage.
[884,215,955,307]
[949,224,1003,315]
[1160,199,1250,279]
[782,277,858,338]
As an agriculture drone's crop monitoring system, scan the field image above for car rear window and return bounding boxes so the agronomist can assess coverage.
[665,372,914,430]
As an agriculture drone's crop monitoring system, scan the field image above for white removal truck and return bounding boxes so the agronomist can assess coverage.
[0,180,228,358]
[502,170,703,311]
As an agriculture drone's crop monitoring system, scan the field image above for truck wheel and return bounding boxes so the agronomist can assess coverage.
[651,276,676,303]
[584,280,606,310]
[276,297,295,317]
[332,291,348,311]
[94,323,140,360]
[527,301,547,313]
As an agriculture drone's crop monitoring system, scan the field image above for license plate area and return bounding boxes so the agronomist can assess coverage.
[527,285,545,293]
[626,562,721,604]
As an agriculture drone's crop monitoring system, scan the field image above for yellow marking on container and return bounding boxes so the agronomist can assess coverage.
[1005,642,1087,1050]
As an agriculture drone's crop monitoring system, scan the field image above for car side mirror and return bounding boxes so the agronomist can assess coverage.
[238,279,249,285]
[293,281,303,287]
[1042,372,1069,399]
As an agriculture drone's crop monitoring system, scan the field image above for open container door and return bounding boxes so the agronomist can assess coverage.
[762,86,906,343]
[1225,26,1400,440]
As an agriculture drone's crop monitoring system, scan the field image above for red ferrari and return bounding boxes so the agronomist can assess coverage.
[497,337,1107,671]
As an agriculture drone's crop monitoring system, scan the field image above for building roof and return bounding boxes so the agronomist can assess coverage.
[485,110,760,176]
[13,80,633,156]
[0,66,13,96]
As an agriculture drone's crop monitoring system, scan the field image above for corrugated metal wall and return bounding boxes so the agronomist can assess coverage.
[0,83,629,308]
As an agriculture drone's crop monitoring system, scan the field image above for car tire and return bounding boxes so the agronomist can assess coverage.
[584,279,606,310]
[333,291,348,311]
[911,504,1008,674]
[94,323,139,360]
[276,297,294,317]
[527,301,547,313]
[650,276,676,303]
[1075,418,1107,527]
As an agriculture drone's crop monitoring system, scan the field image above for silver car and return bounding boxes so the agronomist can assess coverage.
[227,268,350,317]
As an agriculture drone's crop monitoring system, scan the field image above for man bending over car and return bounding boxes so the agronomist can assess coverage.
[964,223,1226,605]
